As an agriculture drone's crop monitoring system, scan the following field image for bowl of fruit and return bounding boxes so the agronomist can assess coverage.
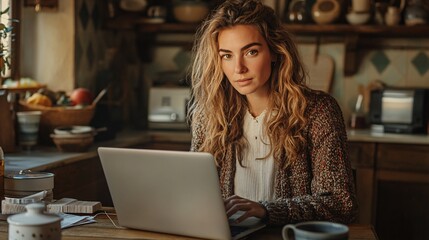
[19,88,106,145]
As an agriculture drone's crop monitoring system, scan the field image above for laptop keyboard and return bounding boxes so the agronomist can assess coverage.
[228,212,264,238]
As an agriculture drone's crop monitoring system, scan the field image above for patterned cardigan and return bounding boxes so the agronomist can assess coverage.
[190,90,359,226]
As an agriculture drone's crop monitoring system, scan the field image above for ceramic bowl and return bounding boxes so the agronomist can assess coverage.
[173,1,209,23]
[346,11,371,25]
[119,0,147,12]
[54,125,94,135]
[51,132,95,152]
[311,0,341,24]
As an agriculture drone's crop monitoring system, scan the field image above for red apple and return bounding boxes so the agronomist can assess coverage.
[70,88,93,106]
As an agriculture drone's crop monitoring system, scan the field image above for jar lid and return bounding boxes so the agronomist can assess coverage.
[7,203,61,226]
[5,171,54,191]
[5,171,54,180]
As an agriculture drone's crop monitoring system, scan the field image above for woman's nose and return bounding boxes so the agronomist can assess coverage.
[234,58,248,74]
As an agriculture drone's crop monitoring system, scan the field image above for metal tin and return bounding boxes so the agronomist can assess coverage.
[4,171,54,201]
[5,171,54,191]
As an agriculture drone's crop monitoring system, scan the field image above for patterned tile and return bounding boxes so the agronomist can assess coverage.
[371,51,390,74]
[173,48,191,73]
[79,1,90,30]
[75,38,83,69]
[411,51,429,76]
[406,50,429,87]
[381,50,407,87]
[354,50,380,86]
[92,1,101,30]
[387,49,408,77]
[86,41,94,69]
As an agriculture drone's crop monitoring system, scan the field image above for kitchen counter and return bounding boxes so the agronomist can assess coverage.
[347,129,429,145]
[4,130,192,172]
[5,128,429,173]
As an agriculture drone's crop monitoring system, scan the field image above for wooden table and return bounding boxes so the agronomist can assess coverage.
[0,213,379,240]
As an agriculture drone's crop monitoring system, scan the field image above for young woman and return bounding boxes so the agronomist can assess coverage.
[188,0,358,226]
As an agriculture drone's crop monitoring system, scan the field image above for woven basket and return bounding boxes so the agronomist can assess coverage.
[19,101,95,145]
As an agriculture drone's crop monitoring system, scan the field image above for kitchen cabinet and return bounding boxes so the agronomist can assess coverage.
[375,143,429,240]
[137,131,191,151]
[49,154,113,206]
[348,142,376,225]
[349,141,429,240]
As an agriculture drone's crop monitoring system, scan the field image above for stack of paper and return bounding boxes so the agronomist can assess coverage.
[59,213,96,229]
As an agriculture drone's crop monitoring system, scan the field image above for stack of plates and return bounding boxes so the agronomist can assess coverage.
[50,126,96,152]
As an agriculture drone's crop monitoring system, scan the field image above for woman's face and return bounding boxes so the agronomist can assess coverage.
[218,24,274,98]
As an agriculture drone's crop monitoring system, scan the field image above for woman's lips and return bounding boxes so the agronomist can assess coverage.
[236,78,252,86]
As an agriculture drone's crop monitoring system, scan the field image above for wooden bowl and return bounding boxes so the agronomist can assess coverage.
[50,133,94,152]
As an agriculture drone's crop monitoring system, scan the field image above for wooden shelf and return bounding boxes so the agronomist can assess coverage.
[285,24,429,37]
[105,17,429,37]
[105,16,429,75]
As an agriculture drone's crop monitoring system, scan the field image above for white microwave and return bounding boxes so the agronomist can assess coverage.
[148,87,190,130]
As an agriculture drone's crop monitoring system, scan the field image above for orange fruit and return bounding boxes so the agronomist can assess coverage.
[27,93,53,107]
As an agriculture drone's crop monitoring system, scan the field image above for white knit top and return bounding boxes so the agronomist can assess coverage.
[234,110,276,202]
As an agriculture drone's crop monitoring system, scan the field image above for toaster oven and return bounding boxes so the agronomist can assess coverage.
[148,87,190,130]
[369,88,429,134]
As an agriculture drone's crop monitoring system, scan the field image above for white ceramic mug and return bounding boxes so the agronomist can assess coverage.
[282,221,349,240]
[16,111,42,147]
[146,5,167,19]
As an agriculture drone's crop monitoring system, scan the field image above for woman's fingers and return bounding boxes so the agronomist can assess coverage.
[224,195,267,222]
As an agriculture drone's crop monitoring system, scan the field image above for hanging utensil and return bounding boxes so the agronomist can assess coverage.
[305,41,335,93]
[91,88,107,107]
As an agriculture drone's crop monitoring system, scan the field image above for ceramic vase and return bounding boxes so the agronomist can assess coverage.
[385,6,402,26]
[404,0,428,26]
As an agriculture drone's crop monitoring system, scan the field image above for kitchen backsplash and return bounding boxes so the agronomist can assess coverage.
[75,0,147,129]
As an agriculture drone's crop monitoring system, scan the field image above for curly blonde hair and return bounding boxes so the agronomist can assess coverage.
[188,0,309,168]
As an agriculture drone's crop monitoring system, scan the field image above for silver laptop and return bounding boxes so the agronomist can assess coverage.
[98,147,266,240]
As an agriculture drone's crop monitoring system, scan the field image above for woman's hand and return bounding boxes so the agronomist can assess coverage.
[224,195,267,223]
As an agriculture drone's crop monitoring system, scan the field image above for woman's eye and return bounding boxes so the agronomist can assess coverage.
[221,54,232,60]
[247,49,258,56]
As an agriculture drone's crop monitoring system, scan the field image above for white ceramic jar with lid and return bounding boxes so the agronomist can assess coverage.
[8,203,62,240]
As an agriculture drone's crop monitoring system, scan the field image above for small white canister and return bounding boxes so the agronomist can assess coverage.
[7,203,62,240]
